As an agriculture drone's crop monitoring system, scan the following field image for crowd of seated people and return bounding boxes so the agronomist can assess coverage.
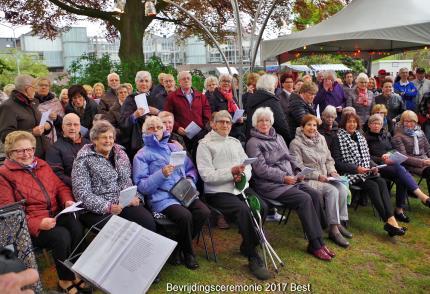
[1,67,430,291]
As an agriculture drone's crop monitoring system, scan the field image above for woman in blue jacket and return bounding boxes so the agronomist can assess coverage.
[133,116,210,270]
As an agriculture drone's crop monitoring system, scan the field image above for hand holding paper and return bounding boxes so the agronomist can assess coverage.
[119,186,138,207]
[232,109,245,123]
[296,167,315,178]
[184,121,202,139]
[55,201,83,219]
[39,110,52,126]
[134,94,150,115]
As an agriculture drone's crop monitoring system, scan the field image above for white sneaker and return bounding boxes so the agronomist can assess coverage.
[266,212,283,222]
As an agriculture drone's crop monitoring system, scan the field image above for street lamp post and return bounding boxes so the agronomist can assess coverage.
[0,22,20,75]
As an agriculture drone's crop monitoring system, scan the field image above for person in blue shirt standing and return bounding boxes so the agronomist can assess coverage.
[394,68,418,111]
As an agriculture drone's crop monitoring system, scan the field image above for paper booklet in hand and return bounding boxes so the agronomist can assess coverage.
[72,215,177,294]
[119,186,137,207]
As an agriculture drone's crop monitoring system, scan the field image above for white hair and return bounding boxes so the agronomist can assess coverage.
[204,76,219,89]
[14,74,35,92]
[252,107,274,128]
[322,71,337,80]
[142,115,165,134]
[219,73,233,82]
[135,71,152,83]
[256,74,277,93]
[107,72,119,81]
[177,71,191,80]
[356,72,369,83]
[322,105,337,119]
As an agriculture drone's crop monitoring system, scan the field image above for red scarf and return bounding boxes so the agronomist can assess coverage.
[357,88,369,106]
[221,89,238,113]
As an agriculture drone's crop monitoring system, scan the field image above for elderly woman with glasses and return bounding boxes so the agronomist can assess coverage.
[203,76,219,101]
[290,114,351,248]
[0,131,86,293]
[365,114,430,223]
[363,104,393,134]
[246,107,335,261]
[133,116,210,270]
[207,73,245,142]
[392,111,430,205]
[196,110,271,280]
[331,112,406,237]
[346,73,374,126]
[72,120,156,232]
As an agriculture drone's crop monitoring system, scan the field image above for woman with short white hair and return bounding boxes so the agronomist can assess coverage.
[345,72,374,125]
[318,105,339,149]
[246,74,292,144]
[247,107,335,261]
[120,70,159,157]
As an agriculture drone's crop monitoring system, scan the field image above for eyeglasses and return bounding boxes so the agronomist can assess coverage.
[11,147,35,155]
[220,80,232,83]
[216,120,232,125]
[64,123,80,127]
[147,125,164,131]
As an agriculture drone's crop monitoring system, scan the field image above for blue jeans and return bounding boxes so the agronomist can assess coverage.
[379,163,419,209]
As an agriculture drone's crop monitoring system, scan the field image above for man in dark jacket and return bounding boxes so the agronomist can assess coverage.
[287,81,318,137]
[46,113,90,187]
[0,74,52,158]
[246,74,292,144]
[277,72,295,115]
[100,72,121,112]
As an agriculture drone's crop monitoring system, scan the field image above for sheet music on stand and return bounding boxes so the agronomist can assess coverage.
[69,215,177,294]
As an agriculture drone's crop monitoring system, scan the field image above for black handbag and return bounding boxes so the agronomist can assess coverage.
[169,178,199,208]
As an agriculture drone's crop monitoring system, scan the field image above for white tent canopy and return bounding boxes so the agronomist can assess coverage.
[310,64,351,72]
[262,0,430,63]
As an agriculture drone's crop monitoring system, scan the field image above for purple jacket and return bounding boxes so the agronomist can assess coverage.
[314,82,346,113]
[245,127,299,199]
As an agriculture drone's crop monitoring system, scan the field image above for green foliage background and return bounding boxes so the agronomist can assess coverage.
[68,54,205,93]
[0,50,49,88]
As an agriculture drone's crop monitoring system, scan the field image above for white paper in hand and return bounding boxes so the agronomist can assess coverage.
[39,110,52,126]
[232,109,245,123]
[327,176,343,182]
[134,93,150,115]
[296,167,315,177]
[316,104,321,119]
[119,186,137,207]
[243,158,257,165]
[184,121,202,139]
[375,164,387,169]
[55,201,83,219]
[389,151,408,164]
[170,151,187,166]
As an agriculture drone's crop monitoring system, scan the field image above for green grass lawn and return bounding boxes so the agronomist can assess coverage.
[38,193,430,293]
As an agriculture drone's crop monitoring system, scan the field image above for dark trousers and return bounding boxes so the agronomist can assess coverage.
[206,189,268,257]
[380,163,419,208]
[422,167,430,193]
[32,213,84,281]
[356,176,393,222]
[275,184,324,243]
[79,204,156,232]
[162,199,210,256]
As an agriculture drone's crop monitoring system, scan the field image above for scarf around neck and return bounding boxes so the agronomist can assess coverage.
[403,126,424,155]
[357,88,369,106]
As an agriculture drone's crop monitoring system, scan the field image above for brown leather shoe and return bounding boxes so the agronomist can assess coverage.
[217,215,230,229]
[308,247,332,261]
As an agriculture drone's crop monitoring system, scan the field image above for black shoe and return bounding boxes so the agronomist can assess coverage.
[384,223,406,237]
[169,248,182,265]
[248,254,272,280]
[184,253,199,270]
[394,211,410,223]
[423,198,430,208]
[329,232,349,248]
[338,225,353,239]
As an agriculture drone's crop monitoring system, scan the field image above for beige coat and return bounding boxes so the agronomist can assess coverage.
[289,127,337,190]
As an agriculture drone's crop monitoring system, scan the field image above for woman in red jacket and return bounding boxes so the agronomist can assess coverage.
[0,131,87,293]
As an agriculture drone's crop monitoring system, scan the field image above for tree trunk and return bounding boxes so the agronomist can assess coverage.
[118,0,151,65]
